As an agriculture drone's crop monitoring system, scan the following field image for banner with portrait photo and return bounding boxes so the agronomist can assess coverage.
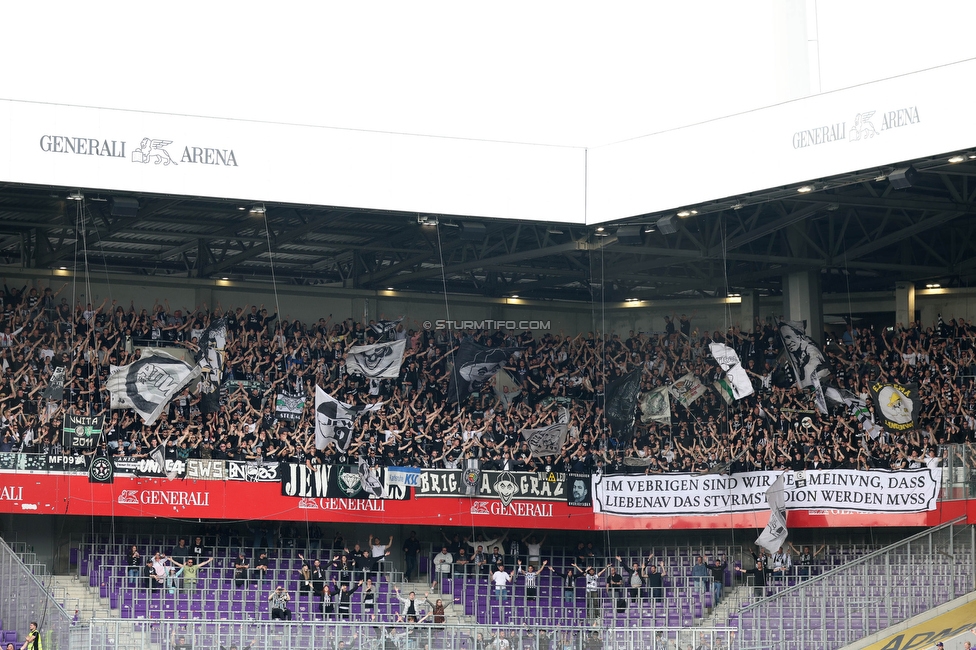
[567,472,592,507]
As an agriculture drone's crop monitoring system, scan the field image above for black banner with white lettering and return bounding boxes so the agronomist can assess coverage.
[227,460,280,482]
[111,455,187,479]
[415,469,566,507]
[62,414,105,449]
[185,459,226,480]
[46,454,90,473]
[280,463,407,500]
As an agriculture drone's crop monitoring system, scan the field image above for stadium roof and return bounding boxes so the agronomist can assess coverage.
[0,145,973,303]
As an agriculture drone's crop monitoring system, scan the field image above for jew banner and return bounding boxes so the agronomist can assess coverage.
[280,463,407,500]
[869,382,919,433]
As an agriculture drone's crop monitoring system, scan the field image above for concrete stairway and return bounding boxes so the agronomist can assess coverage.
[393,578,477,626]
[49,574,112,621]
[698,584,751,628]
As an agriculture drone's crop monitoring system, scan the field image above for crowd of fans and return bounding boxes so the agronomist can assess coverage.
[0,279,970,476]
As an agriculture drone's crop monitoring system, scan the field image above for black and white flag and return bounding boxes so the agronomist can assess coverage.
[108,351,201,425]
[195,318,227,415]
[314,386,384,452]
[825,385,870,420]
[606,370,642,445]
[42,366,66,401]
[756,473,789,554]
[447,340,521,403]
[275,393,306,421]
[639,386,671,425]
[523,408,569,458]
[708,342,754,400]
[346,339,406,379]
[369,316,404,339]
[779,322,831,390]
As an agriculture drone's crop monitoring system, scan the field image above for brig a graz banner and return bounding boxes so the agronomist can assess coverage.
[414,469,566,507]
[592,469,940,516]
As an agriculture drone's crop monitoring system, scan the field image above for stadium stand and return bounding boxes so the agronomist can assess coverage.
[0,289,973,650]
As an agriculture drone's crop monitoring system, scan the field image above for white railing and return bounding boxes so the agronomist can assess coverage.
[86,619,737,650]
[731,517,974,650]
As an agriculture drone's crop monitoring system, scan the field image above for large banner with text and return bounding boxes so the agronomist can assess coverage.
[0,458,958,529]
[593,469,940,517]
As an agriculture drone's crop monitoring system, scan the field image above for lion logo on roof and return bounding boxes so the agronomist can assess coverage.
[132,138,178,165]
[849,112,877,142]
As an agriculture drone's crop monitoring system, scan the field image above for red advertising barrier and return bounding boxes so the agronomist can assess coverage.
[0,473,970,529]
